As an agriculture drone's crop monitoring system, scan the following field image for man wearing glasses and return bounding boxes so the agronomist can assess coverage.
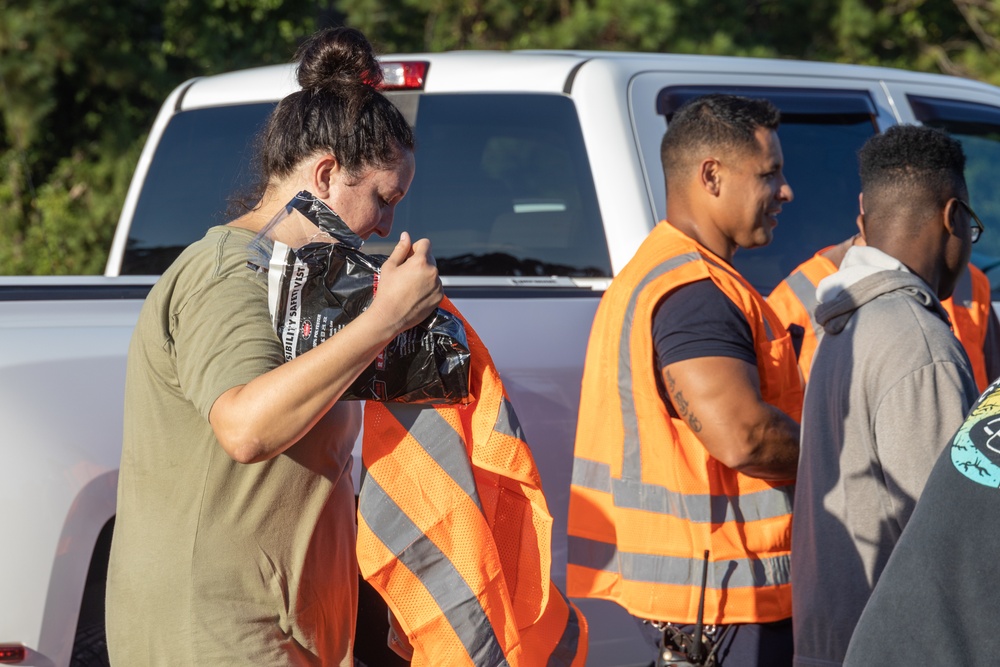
[845,220,1000,667]
[769,195,999,393]
[788,124,982,667]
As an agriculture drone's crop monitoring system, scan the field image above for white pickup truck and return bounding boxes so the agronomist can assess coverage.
[6,50,1000,667]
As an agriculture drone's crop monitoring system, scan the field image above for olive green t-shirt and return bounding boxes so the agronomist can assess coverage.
[106,226,360,666]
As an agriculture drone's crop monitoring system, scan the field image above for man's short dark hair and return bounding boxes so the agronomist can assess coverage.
[858,125,967,217]
[660,94,781,182]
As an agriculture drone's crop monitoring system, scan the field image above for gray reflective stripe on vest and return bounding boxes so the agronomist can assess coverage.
[785,269,823,342]
[620,252,701,480]
[571,456,612,493]
[954,266,974,309]
[567,535,791,589]
[390,404,482,511]
[494,396,525,440]
[572,457,793,523]
[359,473,510,667]
[546,588,582,667]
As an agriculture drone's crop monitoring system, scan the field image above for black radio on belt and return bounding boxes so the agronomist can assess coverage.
[656,550,726,667]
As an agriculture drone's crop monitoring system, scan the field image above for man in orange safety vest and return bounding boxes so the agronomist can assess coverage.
[568,94,803,666]
[769,229,1000,391]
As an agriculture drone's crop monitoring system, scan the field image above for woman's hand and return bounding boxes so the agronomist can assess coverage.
[370,231,443,335]
[210,232,442,463]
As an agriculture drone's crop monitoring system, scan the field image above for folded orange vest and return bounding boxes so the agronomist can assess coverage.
[358,298,588,667]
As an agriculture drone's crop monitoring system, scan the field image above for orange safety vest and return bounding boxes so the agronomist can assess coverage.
[766,247,839,383]
[769,253,993,391]
[358,298,588,667]
[944,265,992,392]
[567,222,802,626]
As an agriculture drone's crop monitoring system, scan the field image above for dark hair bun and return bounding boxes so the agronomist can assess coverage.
[296,27,383,93]
[255,26,412,183]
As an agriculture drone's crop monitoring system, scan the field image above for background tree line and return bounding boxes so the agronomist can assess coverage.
[2,0,1000,274]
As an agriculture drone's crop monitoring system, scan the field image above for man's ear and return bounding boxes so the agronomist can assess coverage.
[855,213,866,241]
[311,153,341,197]
[699,158,722,196]
[855,193,867,241]
[942,197,959,237]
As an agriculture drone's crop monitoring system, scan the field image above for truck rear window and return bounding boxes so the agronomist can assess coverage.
[122,103,271,275]
[122,94,611,278]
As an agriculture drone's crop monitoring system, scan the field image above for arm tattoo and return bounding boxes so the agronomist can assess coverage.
[665,370,701,432]
[687,412,703,432]
[673,389,690,417]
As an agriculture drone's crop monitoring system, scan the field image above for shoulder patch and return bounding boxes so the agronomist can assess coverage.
[951,384,1000,488]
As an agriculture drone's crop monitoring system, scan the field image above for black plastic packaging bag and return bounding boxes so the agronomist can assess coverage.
[252,191,470,404]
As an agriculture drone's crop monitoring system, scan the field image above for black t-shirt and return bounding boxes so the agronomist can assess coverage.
[652,279,757,370]
[651,280,757,418]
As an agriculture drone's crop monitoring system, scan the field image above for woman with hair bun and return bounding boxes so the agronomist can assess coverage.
[105,27,440,666]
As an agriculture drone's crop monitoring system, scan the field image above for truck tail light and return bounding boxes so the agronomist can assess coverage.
[380,61,429,90]
[0,645,25,663]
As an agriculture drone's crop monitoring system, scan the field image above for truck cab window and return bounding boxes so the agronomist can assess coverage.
[656,87,880,295]
[909,95,1000,296]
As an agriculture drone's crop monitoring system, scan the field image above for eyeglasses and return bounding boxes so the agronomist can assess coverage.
[956,199,985,244]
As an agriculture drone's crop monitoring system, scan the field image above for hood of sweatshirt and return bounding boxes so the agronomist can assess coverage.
[814,246,949,335]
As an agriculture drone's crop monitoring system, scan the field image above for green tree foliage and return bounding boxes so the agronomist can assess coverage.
[0,0,336,274]
[5,0,1000,274]
[341,0,1000,81]
[827,0,1000,81]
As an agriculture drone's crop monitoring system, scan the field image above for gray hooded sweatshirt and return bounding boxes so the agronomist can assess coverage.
[790,246,978,667]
